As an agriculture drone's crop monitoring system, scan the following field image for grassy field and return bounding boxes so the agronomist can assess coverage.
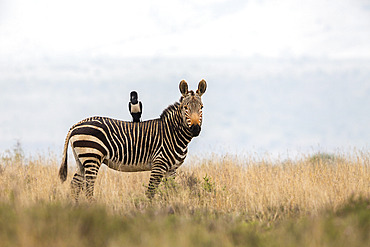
[0,146,369,246]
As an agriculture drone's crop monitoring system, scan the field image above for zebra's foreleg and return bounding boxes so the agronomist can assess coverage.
[146,165,167,199]
[70,173,84,202]
[84,162,101,201]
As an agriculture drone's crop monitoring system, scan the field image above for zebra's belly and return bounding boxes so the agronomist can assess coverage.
[104,159,152,172]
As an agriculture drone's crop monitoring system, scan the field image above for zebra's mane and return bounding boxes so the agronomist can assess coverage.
[160,102,180,119]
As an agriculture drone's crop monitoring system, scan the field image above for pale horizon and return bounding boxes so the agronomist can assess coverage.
[1,0,369,159]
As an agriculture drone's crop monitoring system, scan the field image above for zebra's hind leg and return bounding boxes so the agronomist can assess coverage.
[146,165,167,199]
[84,161,101,201]
[70,148,85,202]
[70,173,84,202]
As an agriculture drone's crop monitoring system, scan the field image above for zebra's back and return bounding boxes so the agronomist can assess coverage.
[69,116,163,172]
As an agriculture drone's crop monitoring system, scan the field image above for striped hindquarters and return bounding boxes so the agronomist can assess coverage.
[69,117,162,169]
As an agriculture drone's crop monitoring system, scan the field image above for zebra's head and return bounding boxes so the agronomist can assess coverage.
[179,79,207,137]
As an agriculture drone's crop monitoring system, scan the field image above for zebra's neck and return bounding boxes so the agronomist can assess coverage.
[160,103,193,147]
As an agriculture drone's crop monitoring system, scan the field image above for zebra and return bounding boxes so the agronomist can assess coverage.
[58,79,207,200]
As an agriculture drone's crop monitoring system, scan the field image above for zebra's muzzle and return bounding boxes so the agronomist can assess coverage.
[190,124,201,137]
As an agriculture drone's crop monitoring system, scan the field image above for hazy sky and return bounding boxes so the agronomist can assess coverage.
[1,0,369,159]
[1,0,369,59]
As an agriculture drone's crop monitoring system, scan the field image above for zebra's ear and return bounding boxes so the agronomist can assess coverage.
[196,79,207,97]
[179,80,189,97]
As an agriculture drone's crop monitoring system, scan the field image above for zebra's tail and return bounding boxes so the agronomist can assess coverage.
[59,128,72,183]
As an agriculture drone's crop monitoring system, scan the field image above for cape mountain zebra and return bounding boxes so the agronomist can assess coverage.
[59,79,207,200]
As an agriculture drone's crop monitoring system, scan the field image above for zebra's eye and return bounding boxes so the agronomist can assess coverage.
[184,105,188,110]
[200,104,203,109]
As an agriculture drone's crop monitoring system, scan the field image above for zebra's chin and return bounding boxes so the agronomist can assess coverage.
[190,124,201,137]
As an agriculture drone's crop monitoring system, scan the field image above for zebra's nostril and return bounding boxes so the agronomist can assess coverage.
[190,124,201,137]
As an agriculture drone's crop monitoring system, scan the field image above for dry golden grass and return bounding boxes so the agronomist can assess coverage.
[1,150,369,221]
[1,149,369,247]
